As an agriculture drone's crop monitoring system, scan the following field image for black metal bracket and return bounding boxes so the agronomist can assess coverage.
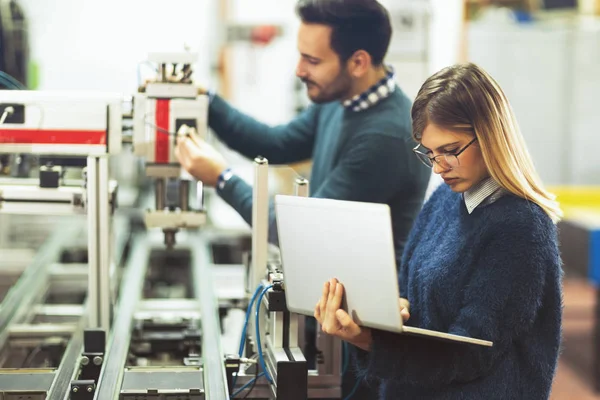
[69,329,105,399]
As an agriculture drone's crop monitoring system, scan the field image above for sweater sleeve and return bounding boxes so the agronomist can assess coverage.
[217,133,414,244]
[208,95,318,164]
[355,217,555,386]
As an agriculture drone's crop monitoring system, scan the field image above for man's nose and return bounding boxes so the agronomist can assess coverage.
[296,61,307,78]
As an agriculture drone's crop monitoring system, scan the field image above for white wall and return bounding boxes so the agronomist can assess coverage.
[468,18,600,185]
[18,0,216,93]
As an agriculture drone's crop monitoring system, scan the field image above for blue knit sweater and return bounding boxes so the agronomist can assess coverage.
[354,184,563,400]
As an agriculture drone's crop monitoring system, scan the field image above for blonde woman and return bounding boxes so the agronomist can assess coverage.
[315,63,563,399]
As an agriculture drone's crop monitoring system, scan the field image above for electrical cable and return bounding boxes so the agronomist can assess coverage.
[0,70,26,89]
[230,372,265,398]
[255,284,274,383]
[21,345,43,368]
[238,284,265,356]
[241,355,261,399]
[231,284,265,396]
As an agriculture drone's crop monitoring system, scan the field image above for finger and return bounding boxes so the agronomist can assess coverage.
[187,131,203,147]
[326,282,343,312]
[400,308,410,322]
[175,140,191,166]
[314,303,322,323]
[335,309,361,337]
[319,282,329,319]
[399,298,410,311]
[324,284,342,329]
[327,278,337,305]
[177,137,193,158]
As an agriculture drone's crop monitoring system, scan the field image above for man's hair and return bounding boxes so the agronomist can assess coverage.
[296,0,392,66]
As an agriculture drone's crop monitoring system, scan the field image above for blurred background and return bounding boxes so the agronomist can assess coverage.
[1,0,599,398]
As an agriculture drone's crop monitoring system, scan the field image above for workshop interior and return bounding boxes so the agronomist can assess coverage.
[0,0,600,399]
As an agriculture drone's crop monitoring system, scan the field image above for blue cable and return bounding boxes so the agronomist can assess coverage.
[0,71,26,89]
[0,77,19,89]
[238,284,265,356]
[255,284,274,383]
[231,284,265,393]
[230,372,265,398]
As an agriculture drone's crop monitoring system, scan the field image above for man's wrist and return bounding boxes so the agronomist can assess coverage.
[217,167,234,190]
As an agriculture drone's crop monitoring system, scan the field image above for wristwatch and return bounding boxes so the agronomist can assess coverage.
[217,168,234,191]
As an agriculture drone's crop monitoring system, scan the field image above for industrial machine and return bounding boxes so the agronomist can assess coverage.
[133,52,209,249]
[0,54,343,399]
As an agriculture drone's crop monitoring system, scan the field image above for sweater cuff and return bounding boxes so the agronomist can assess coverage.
[215,174,253,226]
[359,328,397,378]
[216,173,242,204]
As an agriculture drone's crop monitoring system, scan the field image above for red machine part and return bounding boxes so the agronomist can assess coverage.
[154,99,170,163]
[0,129,106,145]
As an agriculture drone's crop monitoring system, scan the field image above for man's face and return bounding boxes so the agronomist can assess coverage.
[296,22,352,104]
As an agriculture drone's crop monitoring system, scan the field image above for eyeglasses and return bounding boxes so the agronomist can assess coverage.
[412,137,478,169]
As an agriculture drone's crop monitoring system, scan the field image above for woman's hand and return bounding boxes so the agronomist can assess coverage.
[399,297,410,322]
[314,278,372,351]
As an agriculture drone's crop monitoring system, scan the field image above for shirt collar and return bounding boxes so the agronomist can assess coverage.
[342,65,396,112]
[463,177,503,214]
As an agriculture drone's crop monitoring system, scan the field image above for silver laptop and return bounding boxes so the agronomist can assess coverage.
[274,195,493,347]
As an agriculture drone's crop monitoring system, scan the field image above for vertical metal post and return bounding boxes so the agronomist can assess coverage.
[250,157,269,294]
[293,177,308,352]
[87,156,111,331]
[179,180,190,211]
[155,178,166,210]
[294,178,309,197]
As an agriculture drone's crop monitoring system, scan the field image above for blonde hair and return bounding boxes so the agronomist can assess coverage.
[411,63,562,223]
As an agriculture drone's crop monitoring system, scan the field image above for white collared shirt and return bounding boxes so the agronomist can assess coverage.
[463,177,505,214]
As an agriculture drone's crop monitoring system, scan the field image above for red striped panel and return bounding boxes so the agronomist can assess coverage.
[155,99,170,163]
[0,129,106,145]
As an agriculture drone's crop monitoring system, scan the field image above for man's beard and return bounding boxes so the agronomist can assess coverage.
[301,71,352,104]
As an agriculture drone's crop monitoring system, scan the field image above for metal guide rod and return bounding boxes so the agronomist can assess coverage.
[294,178,309,197]
[250,157,269,294]
[292,177,308,351]
[87,156,111,331]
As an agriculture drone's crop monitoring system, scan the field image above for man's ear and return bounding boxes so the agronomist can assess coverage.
[347,50,372,78]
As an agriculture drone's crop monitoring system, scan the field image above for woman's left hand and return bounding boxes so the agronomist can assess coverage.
[314,278,372,351]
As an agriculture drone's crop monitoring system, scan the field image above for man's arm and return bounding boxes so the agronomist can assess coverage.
[217,132,417,244]
[208,95,318,164]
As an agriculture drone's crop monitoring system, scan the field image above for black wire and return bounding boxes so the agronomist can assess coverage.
[144,120,175,136]
[241,361,260,399]
[21,345,43,368]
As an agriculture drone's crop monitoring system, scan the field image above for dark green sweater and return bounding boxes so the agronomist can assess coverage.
[210,89,430,260]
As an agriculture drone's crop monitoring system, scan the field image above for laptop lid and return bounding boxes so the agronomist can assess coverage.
[274,195,404,333]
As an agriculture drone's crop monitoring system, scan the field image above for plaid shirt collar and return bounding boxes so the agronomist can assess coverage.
[342,66,396,112]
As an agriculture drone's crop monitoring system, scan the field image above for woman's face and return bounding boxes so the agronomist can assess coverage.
[420,124,489,193]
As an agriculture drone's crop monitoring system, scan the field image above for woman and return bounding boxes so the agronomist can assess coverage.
[315,63,563,399]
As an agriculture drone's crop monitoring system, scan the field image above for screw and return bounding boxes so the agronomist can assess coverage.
[72,387,79,393]
[81,356,90,365]
[87,385,94,392]
[93,356,103,365]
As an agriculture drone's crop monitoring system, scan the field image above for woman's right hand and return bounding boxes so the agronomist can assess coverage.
[399,297,410,322]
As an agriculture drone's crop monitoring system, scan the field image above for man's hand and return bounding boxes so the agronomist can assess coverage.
[314,278,372,351]
[175,129,228,187]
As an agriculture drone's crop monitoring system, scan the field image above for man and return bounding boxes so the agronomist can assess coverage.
[175,0,430,398]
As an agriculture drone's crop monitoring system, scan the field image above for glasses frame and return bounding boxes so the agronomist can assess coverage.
[412,137,478,169]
